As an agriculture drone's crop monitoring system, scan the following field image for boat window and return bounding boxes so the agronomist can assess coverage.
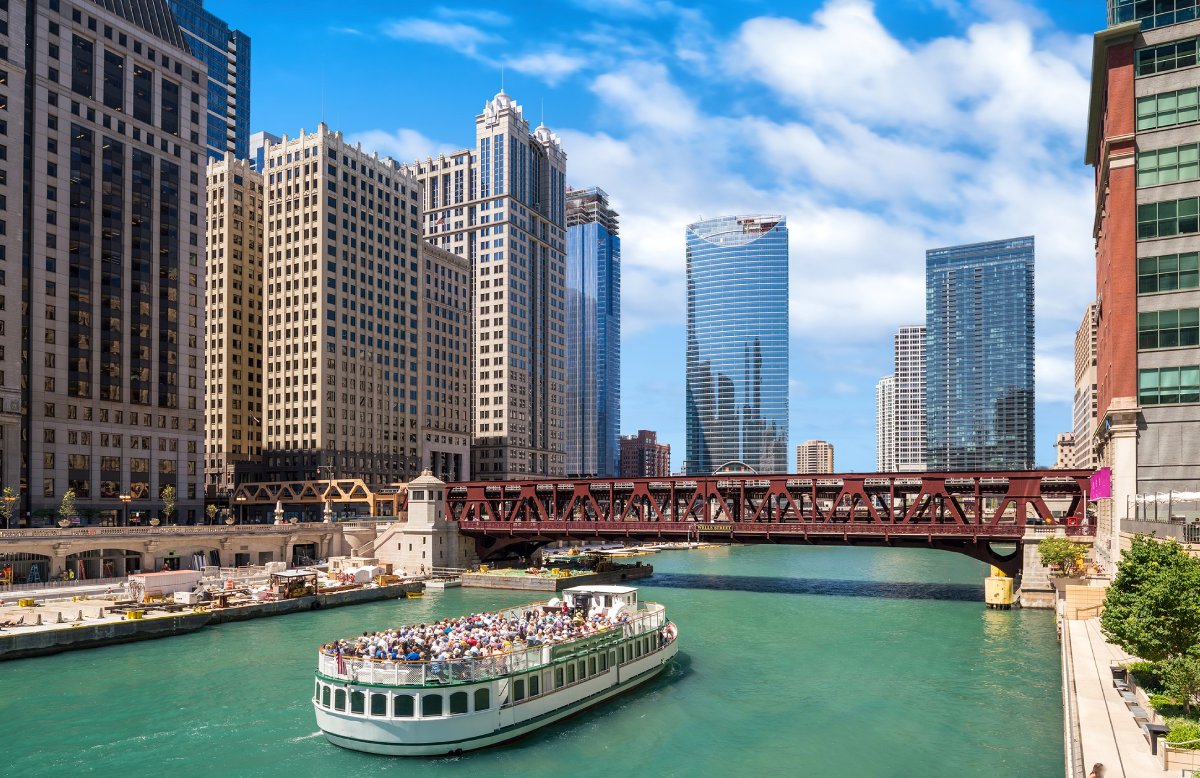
[394,694,415,718]
[334,689,346,711]
[422,694,443,717]
[635,641,642,658]
[578,660,587,679]
[350,691,365,714]
[449,691,469,715]
[600,653,608,672]
[321,685,330,707]
[513,678,526,702]
[529,675,540,696]
[555,667,564,688]
[619,646,625,664]
[370,693,388,716]
[314,680,320,701]
[474,688,490,711]
[566,664,576,684]
[588,657,597,676]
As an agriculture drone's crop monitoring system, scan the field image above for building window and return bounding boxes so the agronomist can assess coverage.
[1137,87,1200,132]
[1138,197,1200,239]
[1111,0,1200,30]
[1138,143,1200,186]
[1138,308,1199,349]
[1139,365,1200,405]
[1139,252,1200,293]
[1137,37,1198,76]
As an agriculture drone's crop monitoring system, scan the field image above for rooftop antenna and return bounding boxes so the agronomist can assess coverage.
[500,64,505,93]
[540,97,544,126]
[320,73,325,124]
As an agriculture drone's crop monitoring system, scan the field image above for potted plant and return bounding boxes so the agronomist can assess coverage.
[1038,536,1089,590]
[160,485,176,526]
[206,504,218,525]
[57,489,76,528]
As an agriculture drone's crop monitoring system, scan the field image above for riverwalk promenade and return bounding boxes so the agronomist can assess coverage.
[1064,618,1166,777]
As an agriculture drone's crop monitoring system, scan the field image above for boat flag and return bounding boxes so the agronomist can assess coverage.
[335,647,346,675]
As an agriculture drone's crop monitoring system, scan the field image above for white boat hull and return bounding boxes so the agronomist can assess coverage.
[315,636,677,756]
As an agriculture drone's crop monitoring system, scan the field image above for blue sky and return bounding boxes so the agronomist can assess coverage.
[207,0,1104,472]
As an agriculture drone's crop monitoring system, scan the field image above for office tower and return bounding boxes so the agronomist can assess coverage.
[1072,303,1098,469]
[249,130,278,172]
[795,440,834,474]
[876,375,896,471]
[893,325,926,470]
[1088,5,1200,564]
[166,0,250,159]
[1054,432,1075,469]
[685,215,789,475]
[419,242,471,481]
[925,237,1035,470]
[619,430,671,478]
[8,0,206,523]
[204,155,264,498]
[259,125,422,483]
[565,187,620,478]
[406,90,568,479]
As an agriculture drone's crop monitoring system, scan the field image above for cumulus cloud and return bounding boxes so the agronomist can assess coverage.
[346,128,453,163]
[506,51,588,85]
[382,19,497,56]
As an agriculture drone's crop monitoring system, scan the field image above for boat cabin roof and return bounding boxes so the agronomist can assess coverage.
[562,585,638,595]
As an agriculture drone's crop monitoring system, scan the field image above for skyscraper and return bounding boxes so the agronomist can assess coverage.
[1088,4,1200,565]
[925,237,1035,470]
[685,215,789,475]
[407,91,568,479]
[419,243,471,482]
[795,440,834,474]
[8,0,207,523]
[894,325,927,471]
[565,187,620,478]
[876,375,896,471]
[619,430,671,478]
[1072,303,1097,469]
[166,0,250,159]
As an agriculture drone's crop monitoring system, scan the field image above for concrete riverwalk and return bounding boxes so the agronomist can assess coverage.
[1063,618,1166,777]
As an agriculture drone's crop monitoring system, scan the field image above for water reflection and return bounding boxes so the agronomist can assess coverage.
[646,572,982,602]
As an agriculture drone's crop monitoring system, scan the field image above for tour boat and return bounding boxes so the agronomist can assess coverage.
[312,585,678,756]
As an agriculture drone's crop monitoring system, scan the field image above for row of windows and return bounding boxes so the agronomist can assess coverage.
[1139,252,1200,293]
[1138,307,1199,349]
[1139,365,1200,405]
[1112,0,1200,30]
[1137,196,1200,239]
[1137,37,1198,76]
[1136,87,1199,131]
[1138,143,1200,186]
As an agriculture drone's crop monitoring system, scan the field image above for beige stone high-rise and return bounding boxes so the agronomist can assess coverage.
[419,242,471,481]
[5,0,207,524]
[407,90,568,479]
[258,125,422,483]
[795,440,834,474]
[204,156,264,497]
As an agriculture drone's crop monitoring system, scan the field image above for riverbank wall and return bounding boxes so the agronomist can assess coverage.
[0,582,422,661]
[461,565,653,591]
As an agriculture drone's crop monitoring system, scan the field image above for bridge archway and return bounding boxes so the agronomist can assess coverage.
[65,548,143,579]
[0,552,50,585]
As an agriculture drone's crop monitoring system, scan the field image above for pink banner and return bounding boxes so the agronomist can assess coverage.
[1089,467,1112,500]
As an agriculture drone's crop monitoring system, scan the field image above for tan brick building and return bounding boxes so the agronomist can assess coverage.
[419,242,471,481]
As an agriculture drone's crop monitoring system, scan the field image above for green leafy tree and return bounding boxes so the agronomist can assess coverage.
[206,504,218,525]
[1038,536,1089,577]
[1163,654,1200,715]
[1101,535,1200,663]
[0,486,17,528]
[58,489,76,526]
[160,485,176,525]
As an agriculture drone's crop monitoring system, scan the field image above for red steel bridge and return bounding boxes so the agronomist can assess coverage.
[446,470,1095,576]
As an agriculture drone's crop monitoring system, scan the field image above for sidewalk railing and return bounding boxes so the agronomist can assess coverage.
[0,574,129,594]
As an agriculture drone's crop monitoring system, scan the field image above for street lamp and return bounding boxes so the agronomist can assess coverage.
[2,491,16,530]
[119,493,132,527]
[235,495,246,525]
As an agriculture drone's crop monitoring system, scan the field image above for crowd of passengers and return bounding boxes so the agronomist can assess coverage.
[325,606,633,663]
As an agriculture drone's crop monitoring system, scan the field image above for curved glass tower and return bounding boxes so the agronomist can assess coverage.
[685,215,789,474]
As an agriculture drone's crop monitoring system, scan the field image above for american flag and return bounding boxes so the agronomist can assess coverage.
[335,647,347,675]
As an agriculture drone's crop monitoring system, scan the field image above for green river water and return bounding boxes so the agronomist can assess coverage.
[0,546,1063,777]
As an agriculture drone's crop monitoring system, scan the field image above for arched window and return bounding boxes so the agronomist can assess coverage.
[588,657,597,676]
[529,675,540,696]
[619,646,626,664]
[449,691,469,715]
[321,686,331,707]
[333,689,346,711]
[554,667,564,688]
[513,678,525,702]
[422,693,443,717]
[370,693,388,716]
[394,694,415,718]
[566,664,576,684]
[600,653,608,672]
[350,690,365,714]
[474,688,490,711]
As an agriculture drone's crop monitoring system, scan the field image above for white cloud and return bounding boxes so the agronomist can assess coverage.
[432,6,511,26]
[590,62,698,132]
[346,128,453,163]
[506,51,588,85]
[382,19,497,56]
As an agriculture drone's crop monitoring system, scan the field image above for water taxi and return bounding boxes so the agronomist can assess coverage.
[312,585,678,755]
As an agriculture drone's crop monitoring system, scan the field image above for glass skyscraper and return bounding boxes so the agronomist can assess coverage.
[925,236,1035,470]
[685,215,789,474]
[167,0,250,159]
[565,188,621,478]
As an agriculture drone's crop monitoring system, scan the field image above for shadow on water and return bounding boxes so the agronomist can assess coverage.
[644,572,983,602]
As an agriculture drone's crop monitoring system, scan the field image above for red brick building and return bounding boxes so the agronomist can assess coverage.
[619,430,671,478]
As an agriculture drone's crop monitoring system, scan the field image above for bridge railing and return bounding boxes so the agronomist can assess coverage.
[0,524,325,541]
[317,602,669,686]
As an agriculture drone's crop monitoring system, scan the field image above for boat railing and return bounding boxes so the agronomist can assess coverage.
[318,602,669,686]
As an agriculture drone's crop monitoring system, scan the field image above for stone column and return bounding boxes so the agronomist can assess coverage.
[1098,400,1139,570]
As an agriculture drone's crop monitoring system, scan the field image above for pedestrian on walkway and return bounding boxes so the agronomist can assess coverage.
[1087,763,1104,778]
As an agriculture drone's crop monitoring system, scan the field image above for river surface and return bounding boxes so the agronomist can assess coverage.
[0,546,1063,777]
